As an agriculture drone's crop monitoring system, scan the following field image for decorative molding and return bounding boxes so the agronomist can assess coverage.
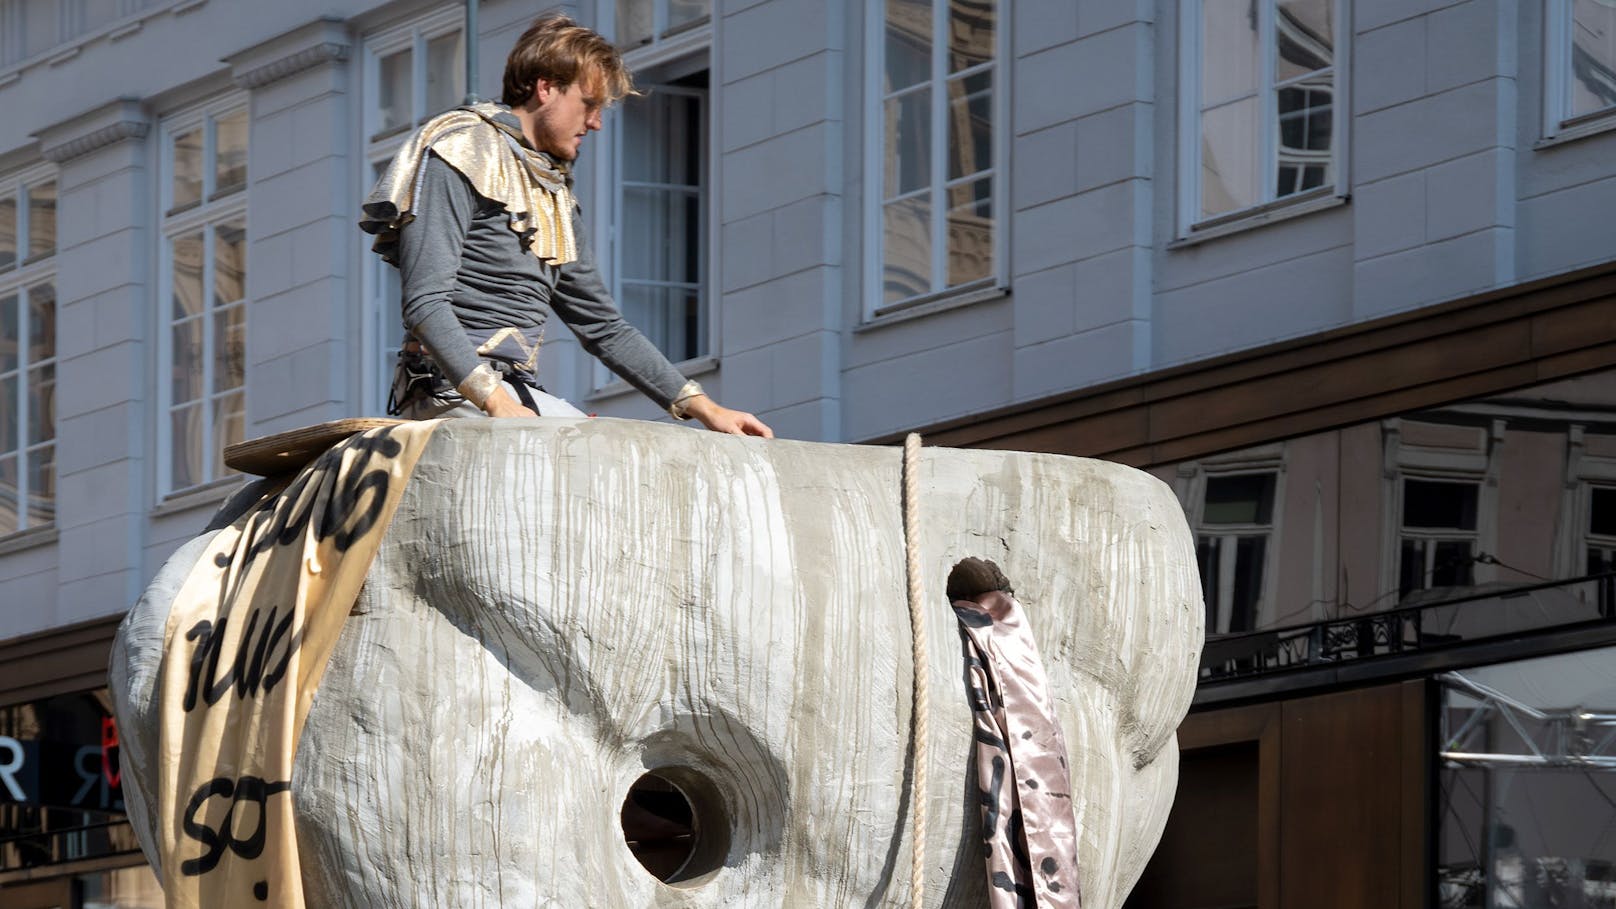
[35,97,150,163]
[226,16,350,90]
[232,40,349,89]
[39,118,147,162]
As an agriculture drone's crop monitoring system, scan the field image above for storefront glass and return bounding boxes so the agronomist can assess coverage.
[1438,644,1616,907]
[1,688,144,875]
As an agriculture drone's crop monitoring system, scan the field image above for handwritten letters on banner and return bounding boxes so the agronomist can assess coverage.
[153,423,438,908]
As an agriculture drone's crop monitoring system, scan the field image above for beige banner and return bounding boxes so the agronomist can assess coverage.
[152,422,439,908]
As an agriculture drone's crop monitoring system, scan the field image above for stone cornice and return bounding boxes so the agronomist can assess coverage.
[35,98,150,163]
[232,41,349,89]
[226,17,350,90]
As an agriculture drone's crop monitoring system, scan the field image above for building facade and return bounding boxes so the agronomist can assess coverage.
[0,0,1614,905]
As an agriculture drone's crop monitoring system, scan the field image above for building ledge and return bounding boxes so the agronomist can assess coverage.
[863,258,1616,468]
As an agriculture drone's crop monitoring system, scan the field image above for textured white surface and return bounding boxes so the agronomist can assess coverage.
[113,418,1202,908]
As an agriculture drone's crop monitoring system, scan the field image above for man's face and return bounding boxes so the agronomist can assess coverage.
[531,74,605,161]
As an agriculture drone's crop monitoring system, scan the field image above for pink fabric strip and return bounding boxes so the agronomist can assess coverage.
[953,590,1082,908]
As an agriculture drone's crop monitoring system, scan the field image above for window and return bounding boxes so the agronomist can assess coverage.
[1398,478,1480,598]
[607,59,709,366]
[613,0,711,48]
[0,0,153,66]
[1195,472,1277,633]
[360,8,465,414]
[866,0,1002,316]
[0,166,55,534]
[1588,486,1616,573]
[159,99,247,495]
[1179,0,1344,231]
[1,0,63,65]
[1588,484,1616,616]
[593,1,714,374]
[365,12,465,144]
[0,688,147,873]
[1546,0,1616,136]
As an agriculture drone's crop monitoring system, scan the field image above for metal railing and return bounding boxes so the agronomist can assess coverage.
[1199,571,1616,683]
[0,816,141,874]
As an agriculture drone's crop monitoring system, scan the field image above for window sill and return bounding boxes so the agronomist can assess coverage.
[1535,112,1616,150]
[208,182,246,203]
[1169,189,1347,249]
[165,199,201,219]
[856,283,1008,333]
[369,124,413,144]
[586,354,719,404]
[0,524,57,557]
[153,475,243,518]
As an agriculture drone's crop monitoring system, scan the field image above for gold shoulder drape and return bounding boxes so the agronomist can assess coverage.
[360,103,577,267]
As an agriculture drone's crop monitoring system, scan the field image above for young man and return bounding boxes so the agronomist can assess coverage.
[361,14,771,437]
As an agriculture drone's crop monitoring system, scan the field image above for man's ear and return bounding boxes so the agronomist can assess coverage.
[531,78,556,105]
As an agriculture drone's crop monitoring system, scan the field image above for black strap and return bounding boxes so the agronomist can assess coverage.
[506,374,541,412]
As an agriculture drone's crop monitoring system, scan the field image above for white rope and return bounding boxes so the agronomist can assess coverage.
[902,432,930,905]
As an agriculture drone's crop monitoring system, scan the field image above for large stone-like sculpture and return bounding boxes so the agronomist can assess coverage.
[111,418,1202,907]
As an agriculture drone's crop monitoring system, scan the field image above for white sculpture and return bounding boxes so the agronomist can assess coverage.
[111,418,1202,907]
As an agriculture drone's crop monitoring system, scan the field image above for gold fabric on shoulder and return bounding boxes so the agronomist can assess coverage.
[360,103,578,267]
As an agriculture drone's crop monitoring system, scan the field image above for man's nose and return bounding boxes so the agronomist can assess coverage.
[587,109,603,131]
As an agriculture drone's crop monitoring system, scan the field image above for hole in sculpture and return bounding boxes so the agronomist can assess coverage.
[621,768,729,886]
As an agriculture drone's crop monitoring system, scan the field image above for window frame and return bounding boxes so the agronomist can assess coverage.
[1395,476,1483,597]
[155,94,249,499]
[1543,0,1616,141]
[1379,417,1502,602]
[0,162,58,536]
[609,0,713,52]
[597,49,714,389]
[861,0,1009,321]
[587,2,718,391]
[1182,461,1286,634]
[361,6,468,145]
[1560,427,1616,578]
[358,5,467,416]
[609,74,710,368]
[1176,0,1351,238]
[1173,444,1288,632]
[1583,482,1616,572]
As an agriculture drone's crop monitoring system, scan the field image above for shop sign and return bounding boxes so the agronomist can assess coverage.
[0,717,124,813]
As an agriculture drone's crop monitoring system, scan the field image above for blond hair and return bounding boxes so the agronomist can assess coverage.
[501,14,636,107]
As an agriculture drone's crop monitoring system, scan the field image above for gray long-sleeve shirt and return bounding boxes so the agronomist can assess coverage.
[396,149,688,409]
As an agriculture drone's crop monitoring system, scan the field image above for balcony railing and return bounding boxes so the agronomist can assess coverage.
[0,815,142,874]
[1199,571,1616,684]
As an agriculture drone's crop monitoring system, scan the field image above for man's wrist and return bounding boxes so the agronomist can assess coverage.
[457,363,502,410]
[668,381,707,420]
[483,386,529,416]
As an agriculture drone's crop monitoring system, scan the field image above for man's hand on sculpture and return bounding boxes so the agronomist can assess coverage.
[684,395,775,438]
[483,386,539,419]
